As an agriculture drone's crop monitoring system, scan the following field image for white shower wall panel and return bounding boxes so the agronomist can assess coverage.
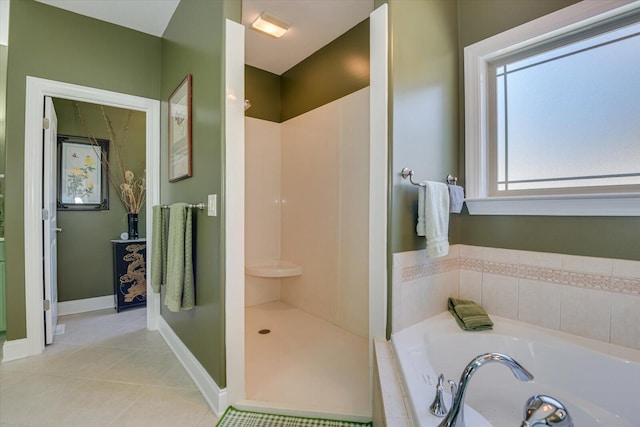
[337,88,370,337]
[281,87,370,337]
[281,100,341,323]
[245,118,282,306]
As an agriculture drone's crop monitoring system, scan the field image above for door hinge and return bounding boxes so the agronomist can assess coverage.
[44,299,51,311]
[43,118,50,130]
[42,208,49,221]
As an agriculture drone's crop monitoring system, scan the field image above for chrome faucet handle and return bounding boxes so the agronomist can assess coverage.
[447,379,458,410]
[444,380,461,425]
[521,395,574,427]
[429,374,449,417]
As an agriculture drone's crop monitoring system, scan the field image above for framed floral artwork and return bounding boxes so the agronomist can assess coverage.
[168,74,192,182]
[57,134,109,210]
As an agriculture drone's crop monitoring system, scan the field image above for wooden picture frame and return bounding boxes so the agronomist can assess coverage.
[57,134,109,211]
[168,74,192,182]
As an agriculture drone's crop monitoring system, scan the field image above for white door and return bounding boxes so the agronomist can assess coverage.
[43,96,59,345]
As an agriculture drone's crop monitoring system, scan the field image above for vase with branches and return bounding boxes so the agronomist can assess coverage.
[76,104,146,239]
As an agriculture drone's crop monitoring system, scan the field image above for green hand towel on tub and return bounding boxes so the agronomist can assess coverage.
[448,297,493,331]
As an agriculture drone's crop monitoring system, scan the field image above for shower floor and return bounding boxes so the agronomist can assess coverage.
[245,300,369,417]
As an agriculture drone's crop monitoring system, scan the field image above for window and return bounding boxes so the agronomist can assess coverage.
[464,1,640,216]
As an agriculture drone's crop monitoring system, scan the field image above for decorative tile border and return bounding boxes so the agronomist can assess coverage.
[611,277,640,295]
[399,249,640,296]
[459,257,640,296]
[459,257,482,273]
[401,258,458,282]
[484,261,520,277]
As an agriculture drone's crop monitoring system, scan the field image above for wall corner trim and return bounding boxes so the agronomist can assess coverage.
[158,316,228,416]
[369,2,389,343]
[224,18,246,407]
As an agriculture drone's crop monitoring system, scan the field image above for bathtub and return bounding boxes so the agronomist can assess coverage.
[391,311,640,427]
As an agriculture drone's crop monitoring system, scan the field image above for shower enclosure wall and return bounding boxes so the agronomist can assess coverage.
[245,87,370,337]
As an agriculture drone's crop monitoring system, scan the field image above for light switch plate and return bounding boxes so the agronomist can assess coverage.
[208,194,217,216]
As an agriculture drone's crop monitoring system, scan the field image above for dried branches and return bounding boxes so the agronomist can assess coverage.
[76,103,146,214]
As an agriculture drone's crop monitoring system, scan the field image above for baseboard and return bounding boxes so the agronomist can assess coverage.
[1,338,30,362]
[158,316,228,416]
[58,295,115,316]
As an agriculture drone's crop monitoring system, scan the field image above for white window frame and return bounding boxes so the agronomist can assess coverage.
[464,0,640,216]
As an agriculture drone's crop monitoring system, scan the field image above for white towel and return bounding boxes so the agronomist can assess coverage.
[417,181,450,258]
[448,184,464,213]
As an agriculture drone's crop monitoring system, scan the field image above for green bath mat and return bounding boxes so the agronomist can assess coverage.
[216,407,372,427]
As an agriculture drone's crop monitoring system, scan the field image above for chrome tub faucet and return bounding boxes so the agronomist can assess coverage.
[438,352,534,427]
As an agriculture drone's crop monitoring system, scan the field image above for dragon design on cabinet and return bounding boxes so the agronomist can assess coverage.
[120,243,146,302]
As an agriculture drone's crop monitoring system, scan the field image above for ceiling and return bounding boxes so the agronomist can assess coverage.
[242,0,373,75]
[33,0,373,76]
[35,0,181,38]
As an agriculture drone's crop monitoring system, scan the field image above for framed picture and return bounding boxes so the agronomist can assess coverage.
[168,74,192,182]
[57,134,109,211]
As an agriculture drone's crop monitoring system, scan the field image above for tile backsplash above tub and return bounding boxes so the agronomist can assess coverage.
[392,247,460,332]
[392,245,640,351]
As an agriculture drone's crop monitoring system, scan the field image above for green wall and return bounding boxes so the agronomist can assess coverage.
[246,18,370,124]
[388,0,460,254]
[456,0,640,262]
[458,0,580,46]
[0,44,6,175]
[281,18,370,121]
[53,99,146,302]
[4,0,160,340]
[460,213,640,260]
[245,65,281,123]
[160,0,240,388]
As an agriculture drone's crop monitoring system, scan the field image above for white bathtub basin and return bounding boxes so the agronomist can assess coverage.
[391,311,640,427]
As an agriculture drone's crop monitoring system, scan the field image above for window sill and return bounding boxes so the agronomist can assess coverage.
[464,193,640,216]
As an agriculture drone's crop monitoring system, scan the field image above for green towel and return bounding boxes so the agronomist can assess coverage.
[448,297,493,331]
[151,205,167,293]
[164,203,195,312]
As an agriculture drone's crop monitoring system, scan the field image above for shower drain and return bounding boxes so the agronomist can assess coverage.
[258,329,271,335]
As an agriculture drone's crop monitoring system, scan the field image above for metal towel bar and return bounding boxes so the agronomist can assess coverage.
[161,203,206,210]
[401,167,458,186]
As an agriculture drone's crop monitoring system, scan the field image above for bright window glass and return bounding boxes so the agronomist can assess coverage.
[491,20,640,194]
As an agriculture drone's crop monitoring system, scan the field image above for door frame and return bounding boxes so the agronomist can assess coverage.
[23,76,160,356]
[224,4,389,414]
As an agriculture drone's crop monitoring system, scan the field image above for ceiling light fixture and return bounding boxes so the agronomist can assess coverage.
[251,11,290,38]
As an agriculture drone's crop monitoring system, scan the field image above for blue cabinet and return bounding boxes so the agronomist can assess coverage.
[111,239,146,312]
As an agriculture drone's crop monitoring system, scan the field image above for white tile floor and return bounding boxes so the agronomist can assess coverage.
[0,308,218,427]
[1,302,370,426]
[245,301,369,417]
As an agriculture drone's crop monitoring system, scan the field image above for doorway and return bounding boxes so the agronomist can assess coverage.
[49,98,148,344]
[20,77,160,359]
